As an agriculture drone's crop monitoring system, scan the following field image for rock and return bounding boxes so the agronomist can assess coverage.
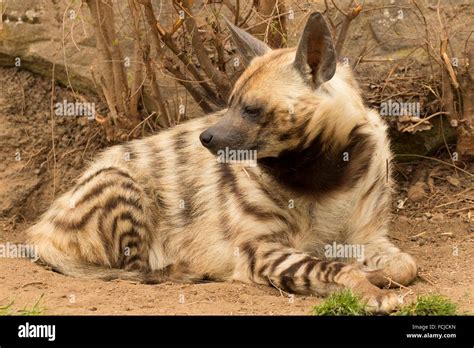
[0,1,108,93]
[389,116,457,157]
[369,8,420,52]
[0,0,199,122]
[446,176,461,187]
[407,181,427,202]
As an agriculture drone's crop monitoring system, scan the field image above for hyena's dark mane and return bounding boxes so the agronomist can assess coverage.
[258,123,375,196]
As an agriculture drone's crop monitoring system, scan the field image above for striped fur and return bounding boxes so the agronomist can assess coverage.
[27,13,417,313]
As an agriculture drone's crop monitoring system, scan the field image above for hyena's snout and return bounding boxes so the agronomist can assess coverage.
[199,118,249,155]
[199,127,235,154]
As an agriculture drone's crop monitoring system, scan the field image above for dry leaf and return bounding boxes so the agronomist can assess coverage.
[396,115,433,133]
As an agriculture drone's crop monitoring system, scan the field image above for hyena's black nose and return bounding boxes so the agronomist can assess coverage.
[199,130,214,148]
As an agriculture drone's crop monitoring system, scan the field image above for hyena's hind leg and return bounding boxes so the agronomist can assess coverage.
[359,237,418,288]
[29,166,209,284]
[27,166,154,277]
[74,166,153,272]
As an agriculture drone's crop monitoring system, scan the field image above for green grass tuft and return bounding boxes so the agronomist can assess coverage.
[0,301,14,316]
[311,290,370,316]
[0,294,45,316]
[312,291,458,316]
[396,294,457,316]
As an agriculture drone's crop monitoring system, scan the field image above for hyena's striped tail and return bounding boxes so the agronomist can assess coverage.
[41,259,146,282]
[26,219,201,284]
[27,221,145,282]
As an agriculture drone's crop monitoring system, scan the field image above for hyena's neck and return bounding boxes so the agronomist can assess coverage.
[259,69,375,197]
[258,124,374,196]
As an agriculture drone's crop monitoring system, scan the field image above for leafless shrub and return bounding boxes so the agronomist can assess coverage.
[82,0,472,161]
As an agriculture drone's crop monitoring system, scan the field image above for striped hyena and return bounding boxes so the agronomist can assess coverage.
[27,12,417,313]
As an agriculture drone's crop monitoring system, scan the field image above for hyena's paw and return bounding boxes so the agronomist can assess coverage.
[335,264,402,313]
[361,252,418,288]
[362,288,402,314]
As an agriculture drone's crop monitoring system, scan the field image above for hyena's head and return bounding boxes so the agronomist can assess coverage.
[200,12,337,158]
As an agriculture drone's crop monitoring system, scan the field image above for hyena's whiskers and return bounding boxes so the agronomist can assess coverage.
[27,12,417,314]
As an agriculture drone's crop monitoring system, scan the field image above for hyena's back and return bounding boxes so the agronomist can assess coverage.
[27,112,236,282]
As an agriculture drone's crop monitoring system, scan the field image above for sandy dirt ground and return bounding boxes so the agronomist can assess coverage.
[0,67,473,315]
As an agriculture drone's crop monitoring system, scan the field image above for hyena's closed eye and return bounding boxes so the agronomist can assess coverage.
[242,105,263,120]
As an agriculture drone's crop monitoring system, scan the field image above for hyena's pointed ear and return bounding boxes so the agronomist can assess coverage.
[294,12,336,88]
[223,16,271,66]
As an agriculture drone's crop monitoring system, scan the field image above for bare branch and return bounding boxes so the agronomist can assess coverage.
[179,0,231,99]
[334,2,362,55]
[141,0,222,107]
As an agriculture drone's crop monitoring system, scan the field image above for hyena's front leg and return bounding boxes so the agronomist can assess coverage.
[348,172,418,288]
[346,216,417,288]
[247,244,401,313]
